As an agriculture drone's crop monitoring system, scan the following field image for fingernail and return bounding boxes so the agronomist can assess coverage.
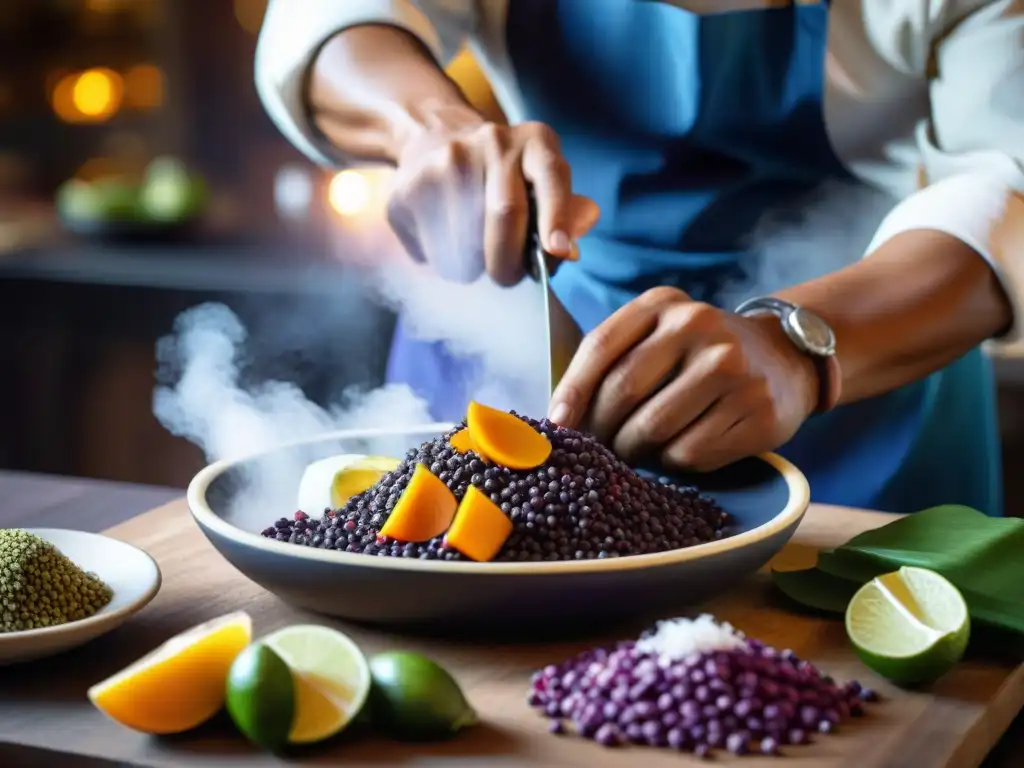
[548,229,571,254]
[549,401,572,425]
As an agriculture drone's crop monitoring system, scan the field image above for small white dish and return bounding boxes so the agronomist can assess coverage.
[0,528,161,665]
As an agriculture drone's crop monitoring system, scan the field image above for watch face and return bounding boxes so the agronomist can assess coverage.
[788,308,836,355]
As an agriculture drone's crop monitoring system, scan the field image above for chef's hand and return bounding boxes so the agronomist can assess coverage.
[548,287,821,472]
[389,112,600,285]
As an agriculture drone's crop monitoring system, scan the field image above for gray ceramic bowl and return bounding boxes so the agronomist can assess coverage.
[188,424,809,632]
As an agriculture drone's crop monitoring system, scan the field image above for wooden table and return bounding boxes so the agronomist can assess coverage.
[1,471,1023,767]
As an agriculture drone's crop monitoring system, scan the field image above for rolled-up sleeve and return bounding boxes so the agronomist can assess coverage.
[864,0,1024,341]
[255,0,477,166]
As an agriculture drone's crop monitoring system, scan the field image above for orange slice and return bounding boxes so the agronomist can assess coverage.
[445,485,513,562]
[87,611,252,734]
[378,464,458,543]
[466,401,551,469]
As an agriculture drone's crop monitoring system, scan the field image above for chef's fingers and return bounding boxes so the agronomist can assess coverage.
[385,193,428,264]
[482,135,529,286]
[586,329,685,446]
[549,298,660,428]
[520,123,578,258]
[611,342,741,463]
[661,386,766,473]
[546,195,600,276]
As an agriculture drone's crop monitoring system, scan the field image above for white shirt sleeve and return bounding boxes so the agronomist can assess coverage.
[863,0,1024,341]
[254,0,477,167]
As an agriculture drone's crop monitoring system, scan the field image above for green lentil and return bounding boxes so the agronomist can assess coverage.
[0,529,113,633]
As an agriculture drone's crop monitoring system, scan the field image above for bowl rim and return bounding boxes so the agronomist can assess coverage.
[187,424,810,575]
[0,528,162,641]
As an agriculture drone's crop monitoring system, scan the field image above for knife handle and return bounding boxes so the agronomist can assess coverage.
[523,189,558,282]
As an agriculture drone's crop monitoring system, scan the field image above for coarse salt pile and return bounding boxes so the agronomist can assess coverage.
[529,615,878,758]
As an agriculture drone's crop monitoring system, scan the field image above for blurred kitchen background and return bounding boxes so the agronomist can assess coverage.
[1,0,1022,508]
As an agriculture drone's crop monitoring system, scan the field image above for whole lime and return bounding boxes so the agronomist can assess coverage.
[368,651,477,741]
[225,643,295,752]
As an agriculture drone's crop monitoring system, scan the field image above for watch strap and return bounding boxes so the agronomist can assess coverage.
[815,353,842,414]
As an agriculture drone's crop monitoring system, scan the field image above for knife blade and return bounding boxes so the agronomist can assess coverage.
[524,194,584,396]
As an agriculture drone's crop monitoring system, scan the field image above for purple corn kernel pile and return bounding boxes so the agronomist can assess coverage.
[529,615,878,758]
[262,415,729,562]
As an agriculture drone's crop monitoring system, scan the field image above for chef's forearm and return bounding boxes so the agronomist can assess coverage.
[774,229,1013,404]
[308,25,483,164]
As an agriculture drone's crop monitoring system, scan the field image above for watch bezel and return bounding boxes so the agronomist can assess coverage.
[734,297,836,358]
[783,306,836,357]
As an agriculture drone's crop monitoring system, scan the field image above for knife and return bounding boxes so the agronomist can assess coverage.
[524,193,584,396]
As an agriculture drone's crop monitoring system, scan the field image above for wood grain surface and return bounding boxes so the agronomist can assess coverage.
[1,483,1023,767]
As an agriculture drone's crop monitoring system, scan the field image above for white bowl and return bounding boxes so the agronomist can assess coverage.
[188,425,810,632]
[0,528,162,665]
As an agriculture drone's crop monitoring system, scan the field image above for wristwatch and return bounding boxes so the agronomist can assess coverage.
[734,296,842,414]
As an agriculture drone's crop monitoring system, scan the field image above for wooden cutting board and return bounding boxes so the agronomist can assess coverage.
[1,499,1022,767]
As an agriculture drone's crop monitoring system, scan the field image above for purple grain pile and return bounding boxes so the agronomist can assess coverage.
[263,416,729,561]
[529,615,878,758]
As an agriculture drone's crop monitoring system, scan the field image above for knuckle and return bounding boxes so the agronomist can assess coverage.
[706,343,748,379]
[524,121,561,149]
[632,407,673,445]
[581,325,615,359]
[476,122,508,153]
[489,196,526,221]
[604,366,643,406]
[642,286,681,306]
[684,302,724,333]
[539,154,571,180]
[664,440,700,470]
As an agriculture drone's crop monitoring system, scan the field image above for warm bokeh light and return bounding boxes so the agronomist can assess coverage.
[52,68,123,123]
[234,0,268,34]
[74,69,119,116]
[328,170,372,217]
[124,64,164,110]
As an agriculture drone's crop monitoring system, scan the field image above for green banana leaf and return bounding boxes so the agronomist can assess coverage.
[771,505,1024,636]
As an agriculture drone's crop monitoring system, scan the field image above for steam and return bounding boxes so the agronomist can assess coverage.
[717,179,897,307]
[155,176,897,519]
[367,261,548,413]
[153,303,434,463]
[154,263,549,466]
[153,241,550,513]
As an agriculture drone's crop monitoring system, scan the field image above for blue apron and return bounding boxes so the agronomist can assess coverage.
[387,0,1003,516]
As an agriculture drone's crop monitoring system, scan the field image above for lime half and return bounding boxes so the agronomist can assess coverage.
[225,643,295,752]
[261,625,371,744]
[846,566,970,686]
